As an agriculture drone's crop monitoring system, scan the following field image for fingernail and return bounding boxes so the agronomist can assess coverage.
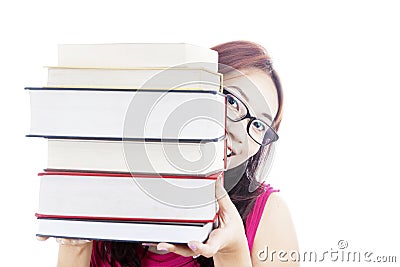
[157,246,168,251]
[142,243,155,246]
[188,242,197,251]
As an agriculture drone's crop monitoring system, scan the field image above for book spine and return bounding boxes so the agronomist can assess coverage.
[28,89,225,140]
[37,172,220,221]
[38,171,222,180]
[35,213,219,224]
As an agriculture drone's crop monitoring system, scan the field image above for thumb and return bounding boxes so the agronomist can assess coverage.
[215,174,235,213]
[36,236,49,242]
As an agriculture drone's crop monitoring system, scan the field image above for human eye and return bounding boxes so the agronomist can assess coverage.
[227,95,240,111]
[252,120,266,132]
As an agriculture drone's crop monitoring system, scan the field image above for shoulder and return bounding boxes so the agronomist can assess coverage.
[251,192,300,266]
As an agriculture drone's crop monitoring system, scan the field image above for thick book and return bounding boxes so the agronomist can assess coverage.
[37,171,220,222]
[47,138,226,175]
[46,67,222,91]
[58,43,218,72]
[26,88,226,141]
[36,218,217,243]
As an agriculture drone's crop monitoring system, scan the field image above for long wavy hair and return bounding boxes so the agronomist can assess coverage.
[91,40,284,267]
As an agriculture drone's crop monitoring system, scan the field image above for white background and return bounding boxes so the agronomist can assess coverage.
[1,0,399,266]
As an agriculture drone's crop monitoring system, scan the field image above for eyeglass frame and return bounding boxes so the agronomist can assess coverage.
[223,87,279,146]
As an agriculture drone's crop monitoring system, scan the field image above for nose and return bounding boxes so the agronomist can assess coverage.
[226,118,247,144]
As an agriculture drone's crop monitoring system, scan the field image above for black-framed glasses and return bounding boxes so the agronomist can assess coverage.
[223,88,279,146]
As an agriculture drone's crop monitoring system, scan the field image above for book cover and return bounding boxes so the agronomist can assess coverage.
[46,67,222,91]
[47,138,226,175]
[37,217,217,244]
[26,88,226,141]
[37,171,220,222]
[58,43,218,72]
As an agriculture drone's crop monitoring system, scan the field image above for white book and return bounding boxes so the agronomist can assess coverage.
[58,43,218,72]
[37,218,216,243]
[46,67,222,91]
[47,139,226,175]
[37,171,219,221]
[27,88,226,141]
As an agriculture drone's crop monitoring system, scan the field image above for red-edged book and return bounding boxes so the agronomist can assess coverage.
[36,171,221,243]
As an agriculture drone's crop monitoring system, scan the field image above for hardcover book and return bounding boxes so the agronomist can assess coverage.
[26,87,226,141]
[58,43,218,72]
[46,67,222,91]
[28,43,225,243]
[37,171,220,222]
[37,218,217,244]
[47,138,226,175]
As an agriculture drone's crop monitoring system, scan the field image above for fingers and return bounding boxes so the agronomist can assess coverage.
[215,175,236,215]
[187,240,220,258]
[138,175,238,259]
[36,236,49,241]
[153,230,225,258]
[215,174,227,200]
[36,236,92,246]
[56,238,92,246]
[156,242,195,257]
[154,241,218,258]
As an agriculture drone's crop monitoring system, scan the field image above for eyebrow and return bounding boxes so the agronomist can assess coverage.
[262,112,273,122]
[226,85,274,122]
[225,85,249,102]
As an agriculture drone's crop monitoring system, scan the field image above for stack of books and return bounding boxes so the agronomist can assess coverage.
[26,43,227,244]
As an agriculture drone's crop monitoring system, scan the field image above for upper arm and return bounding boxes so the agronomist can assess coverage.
[251,192,300,267]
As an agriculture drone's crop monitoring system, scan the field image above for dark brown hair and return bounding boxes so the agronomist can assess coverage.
[213,40,283,130]
[91,40,283,267]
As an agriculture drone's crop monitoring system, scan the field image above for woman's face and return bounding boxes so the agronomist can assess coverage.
[224,68,278,169]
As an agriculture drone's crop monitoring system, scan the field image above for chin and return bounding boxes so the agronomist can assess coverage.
[226,155,245,170]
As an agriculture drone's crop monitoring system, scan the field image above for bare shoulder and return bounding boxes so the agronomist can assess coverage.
[251,192,300,266]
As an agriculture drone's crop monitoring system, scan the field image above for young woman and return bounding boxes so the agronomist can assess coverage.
[46,40,299,267]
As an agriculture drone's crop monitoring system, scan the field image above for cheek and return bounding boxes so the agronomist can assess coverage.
[226,119,248,137]
[243,135,260,157]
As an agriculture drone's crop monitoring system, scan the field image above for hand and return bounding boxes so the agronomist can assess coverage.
[144,177,251,263]
[37,236,92,246]
[38,236,93,267]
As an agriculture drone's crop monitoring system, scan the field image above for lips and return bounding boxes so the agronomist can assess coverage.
[226,134,237,157]
[227,145,235,157]
[227,146,232,157]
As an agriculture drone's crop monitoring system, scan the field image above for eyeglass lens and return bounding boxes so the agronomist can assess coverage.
[226,93,277,146]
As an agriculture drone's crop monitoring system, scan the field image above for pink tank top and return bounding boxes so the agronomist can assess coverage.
[91,184,278,267]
